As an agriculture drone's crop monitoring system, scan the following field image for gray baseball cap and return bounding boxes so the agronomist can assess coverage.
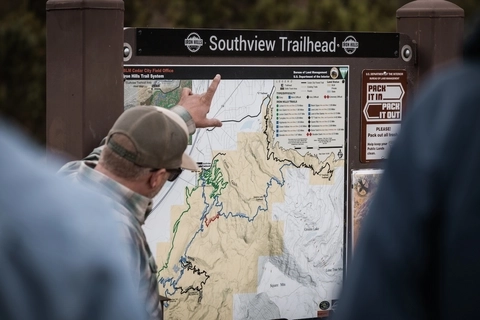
[106,106,199,171]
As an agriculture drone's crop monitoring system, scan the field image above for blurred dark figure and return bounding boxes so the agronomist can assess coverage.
[334,18,480,320]
[0,120,146,320]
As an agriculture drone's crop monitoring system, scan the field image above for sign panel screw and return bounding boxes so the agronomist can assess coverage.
[123,47,130,58]
[401,45,413,62]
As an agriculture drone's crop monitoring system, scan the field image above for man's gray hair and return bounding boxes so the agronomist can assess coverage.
[99,134,151,180]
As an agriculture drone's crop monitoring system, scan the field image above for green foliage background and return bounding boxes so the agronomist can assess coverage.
[0,0,478,144]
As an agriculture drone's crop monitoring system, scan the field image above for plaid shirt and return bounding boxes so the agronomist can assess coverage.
[58,145,162,320]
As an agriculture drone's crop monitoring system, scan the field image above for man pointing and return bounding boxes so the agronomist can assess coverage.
[59,75,222,319]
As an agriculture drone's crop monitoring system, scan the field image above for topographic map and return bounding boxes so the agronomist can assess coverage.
[124,66,347,319]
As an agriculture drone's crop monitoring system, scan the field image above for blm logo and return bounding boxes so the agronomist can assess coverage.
[342,36,359,54]
[184,32,204,53]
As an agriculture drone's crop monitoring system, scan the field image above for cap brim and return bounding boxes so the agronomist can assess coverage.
[181,153,200,172]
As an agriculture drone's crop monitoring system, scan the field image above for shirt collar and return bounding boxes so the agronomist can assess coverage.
[77,162,152,225]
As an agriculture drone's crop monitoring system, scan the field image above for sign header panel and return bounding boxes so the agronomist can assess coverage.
[136,28,399,58]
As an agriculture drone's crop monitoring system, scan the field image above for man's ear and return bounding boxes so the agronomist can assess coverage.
[149,169,167,188]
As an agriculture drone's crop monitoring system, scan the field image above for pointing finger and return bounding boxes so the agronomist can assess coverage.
[204,74,221,102]
[196,117,222,129]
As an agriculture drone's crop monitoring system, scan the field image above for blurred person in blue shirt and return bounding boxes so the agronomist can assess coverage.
[0,119,146,320]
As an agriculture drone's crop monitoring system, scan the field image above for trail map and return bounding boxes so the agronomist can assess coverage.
[124,65,348,319]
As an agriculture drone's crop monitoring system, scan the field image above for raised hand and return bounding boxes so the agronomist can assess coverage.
[178,74,223,128]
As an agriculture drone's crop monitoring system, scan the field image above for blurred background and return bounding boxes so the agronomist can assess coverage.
[1,0,478,145]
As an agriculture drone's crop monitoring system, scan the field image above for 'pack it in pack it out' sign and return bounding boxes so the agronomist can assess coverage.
[135,28,399,58]
[360,69,408,162]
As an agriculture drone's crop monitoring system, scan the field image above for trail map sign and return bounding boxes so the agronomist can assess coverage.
[361,70,407,162]
[124,65,347,320]
[123,27,416,320]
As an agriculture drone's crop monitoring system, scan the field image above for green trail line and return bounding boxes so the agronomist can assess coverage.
[201,159,228,199]
[157,157,228,275]
[157,185,197,274]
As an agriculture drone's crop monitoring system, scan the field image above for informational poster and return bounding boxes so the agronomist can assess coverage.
[124,65,348,320]
[360,70,407,162]
[351,169,383,249]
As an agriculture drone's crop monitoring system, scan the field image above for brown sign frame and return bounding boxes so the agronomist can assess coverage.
[123,26,418,307]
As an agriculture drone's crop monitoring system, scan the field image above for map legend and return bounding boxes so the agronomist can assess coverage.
[273,76,346,151]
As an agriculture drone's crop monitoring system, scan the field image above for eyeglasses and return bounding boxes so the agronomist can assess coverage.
[165,168,183,182]
[150,167,183,181]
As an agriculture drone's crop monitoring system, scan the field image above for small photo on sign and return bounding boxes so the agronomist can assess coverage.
[351,169,383,249]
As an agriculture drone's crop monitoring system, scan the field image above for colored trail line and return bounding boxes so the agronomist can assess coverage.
[200,158,228,199]
[157,185,196,273]
[204,213,221,227]
[157,157,228,274]
[176,260,210,295]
